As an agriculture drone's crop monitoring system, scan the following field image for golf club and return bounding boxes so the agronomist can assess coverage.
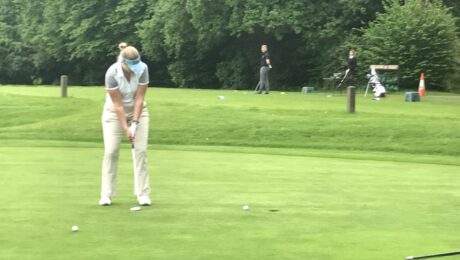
[128,120,140,196]
[336,70,349,89]
[406,250,460,259]
[254,82,260,93]
[131,142,140,196]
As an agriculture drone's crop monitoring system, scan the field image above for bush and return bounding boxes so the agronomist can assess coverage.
[358,0,459,90]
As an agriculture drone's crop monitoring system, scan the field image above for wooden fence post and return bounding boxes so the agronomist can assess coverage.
[61,75,68,97]
[347,86,356,113]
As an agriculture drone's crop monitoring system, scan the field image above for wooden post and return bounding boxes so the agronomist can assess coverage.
[61,75,68,97]
[347,86,355,113]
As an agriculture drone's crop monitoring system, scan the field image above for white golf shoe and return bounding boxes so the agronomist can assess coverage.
[99,197,111,206]
[137,196,151,206]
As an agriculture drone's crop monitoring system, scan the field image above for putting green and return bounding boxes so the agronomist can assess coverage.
[1,143,460,260]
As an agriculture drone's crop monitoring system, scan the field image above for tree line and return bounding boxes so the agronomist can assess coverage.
[0,0,459,91]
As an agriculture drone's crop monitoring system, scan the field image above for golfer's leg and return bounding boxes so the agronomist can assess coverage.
[134,107,150,197]
[348,73,354,86]
[257,67,264,94]
[260,67,268,93]
[101,108,123,198]
[264,67,270,93]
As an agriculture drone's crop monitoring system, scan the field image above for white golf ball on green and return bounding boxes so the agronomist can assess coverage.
[71,225,78,232]
[243,205,249,211]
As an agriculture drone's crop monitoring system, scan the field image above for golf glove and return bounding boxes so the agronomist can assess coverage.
[129,121,138,136]
[268,64,272,69]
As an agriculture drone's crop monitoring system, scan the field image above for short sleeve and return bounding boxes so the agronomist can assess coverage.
[105,65,118,90]
[139,63,149,85]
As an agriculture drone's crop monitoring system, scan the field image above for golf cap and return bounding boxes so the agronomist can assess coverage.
[121,54,145,74]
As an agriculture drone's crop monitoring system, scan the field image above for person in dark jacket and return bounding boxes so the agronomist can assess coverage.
[345,48,357,86]
[255,44,272,94]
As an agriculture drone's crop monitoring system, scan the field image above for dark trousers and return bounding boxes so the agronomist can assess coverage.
[255,66,270,93]
[345,71,355,86]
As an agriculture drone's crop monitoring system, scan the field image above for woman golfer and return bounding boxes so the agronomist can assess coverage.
[345,48,357,85]
[99,45,151,206]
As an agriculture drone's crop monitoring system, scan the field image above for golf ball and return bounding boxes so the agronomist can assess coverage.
[71,225,78,232]
[243,205,249,211]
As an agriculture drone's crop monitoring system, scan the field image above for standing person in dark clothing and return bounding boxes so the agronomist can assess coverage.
[255,44,272,94]
[345,48,357,86]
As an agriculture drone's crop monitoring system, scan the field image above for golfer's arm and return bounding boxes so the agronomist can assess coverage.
[133,84,147,122]
[107,90,129,132]
[266,59,270,65]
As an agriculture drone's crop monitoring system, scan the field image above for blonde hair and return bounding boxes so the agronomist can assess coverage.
[121,46,140,60]
[120,46,141,78]
[118,42,128,51]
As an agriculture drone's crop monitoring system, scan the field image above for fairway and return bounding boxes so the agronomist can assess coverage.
[1,87,460,260]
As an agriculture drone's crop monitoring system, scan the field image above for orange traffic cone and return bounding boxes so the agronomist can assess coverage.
[418,72,426,96]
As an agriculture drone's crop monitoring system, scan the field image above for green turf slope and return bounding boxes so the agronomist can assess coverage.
[0,86,459,156]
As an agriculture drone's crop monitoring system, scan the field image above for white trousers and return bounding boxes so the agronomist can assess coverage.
[101,104,150,198]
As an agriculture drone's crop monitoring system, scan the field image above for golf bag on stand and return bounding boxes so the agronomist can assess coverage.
[365,68,386,100]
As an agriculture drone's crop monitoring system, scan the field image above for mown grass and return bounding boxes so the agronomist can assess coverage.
[1,86,460,260]
[2,145,460,260]
[0,86,459,156]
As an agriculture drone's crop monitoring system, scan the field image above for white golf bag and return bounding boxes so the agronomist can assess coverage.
[367,68,386,98]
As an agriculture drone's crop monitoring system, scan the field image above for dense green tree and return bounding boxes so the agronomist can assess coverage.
[13,0,151,85]
[2,0,459,91]
[139,0,385,89]
[0,0,34,83]
[39,0,120,84]
[357,0,459,89]
[443,0,460,26]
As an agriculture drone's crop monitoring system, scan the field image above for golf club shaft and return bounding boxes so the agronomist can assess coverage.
[406,250,460,259]
[254,83,260,92]
[336,71,349,89]
[131,142,139,196]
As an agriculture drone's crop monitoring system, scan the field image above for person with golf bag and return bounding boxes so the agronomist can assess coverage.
[99,45,151,206]
[255,44,272,94]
